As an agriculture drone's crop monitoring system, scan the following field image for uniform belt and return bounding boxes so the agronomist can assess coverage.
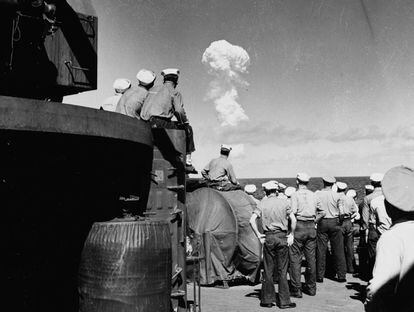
[296,219,315,222]
[264,230,287,234]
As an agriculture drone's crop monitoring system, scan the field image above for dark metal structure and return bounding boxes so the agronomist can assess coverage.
[1,96,154,311]
[0,0,97,101]
[1,2,191,311]
[147,128,189,312]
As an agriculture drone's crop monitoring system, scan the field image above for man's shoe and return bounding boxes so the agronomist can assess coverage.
[302,286,316,296]
[260,303,273,308]
[316,278,323,283]
[185,164,198,174]
[290,291,302,298]
[278,303,297,309]
[337,278,347,283]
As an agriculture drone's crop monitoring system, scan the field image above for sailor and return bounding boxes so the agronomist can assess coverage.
[365,165,414,312]
[346,189,361,222]
[140,68,197,174]
[315,176,347,283]
[337,182,358,274]
[101,78,131,112]
[357,184,375,280]
[284,186,296,199]
[289,173,324,298]
[278,183,288,199]
[250,181,297,309]
[365,184,374,195]
[362,173,392,279]
[115,69,156,118]
[262,183,268,199]
[244,184,260,206]
[201,144,241,191]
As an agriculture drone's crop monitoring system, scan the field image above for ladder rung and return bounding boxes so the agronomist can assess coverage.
[170,290,186,298]
[167,185,185,191]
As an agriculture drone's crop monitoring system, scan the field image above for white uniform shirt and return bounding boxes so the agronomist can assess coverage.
[277,193,288,200]
[370,195,392,234]
[366,221,414,311]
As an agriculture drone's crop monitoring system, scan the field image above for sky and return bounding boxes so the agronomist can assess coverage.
[64,0,414,178]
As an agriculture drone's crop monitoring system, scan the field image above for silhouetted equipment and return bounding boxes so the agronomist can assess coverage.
[186,188,262,285]
[43,10,97,95]
[79,220,172,312]
[0,0,97,100]
[145,126,188,311]
[1,95,154,312]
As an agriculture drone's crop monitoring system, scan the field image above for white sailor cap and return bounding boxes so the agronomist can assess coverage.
[220,144,232,152]
[336,182,347,191]
[136,69,156,86]
[269,180,279,190]
[284,186,296,198]
[369,173,384,183]
[346,189,357,198]
[365,185,374,191]
[244,184,257,194]
[278,183,287,190]
[322,176,336,184]
[382,165,414,212]
[263,181,278,190]
[297,173,310,182]
[161,68,180,77]
[113,78,131,92]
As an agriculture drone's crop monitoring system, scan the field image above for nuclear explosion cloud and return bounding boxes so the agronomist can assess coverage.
[202,40,250,127]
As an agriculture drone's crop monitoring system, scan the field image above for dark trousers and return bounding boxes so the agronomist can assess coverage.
[357,229,369,280]
[149,117,195,153]
[367,225,379,279]
[289,220,317,294]
[341,219,355,273]
[262,232,291,306]
[316,218,346,280]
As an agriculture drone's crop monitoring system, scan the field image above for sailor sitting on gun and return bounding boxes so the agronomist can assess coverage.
[201,144,241,191]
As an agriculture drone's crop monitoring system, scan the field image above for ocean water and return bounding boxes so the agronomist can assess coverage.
[238,176,370,204]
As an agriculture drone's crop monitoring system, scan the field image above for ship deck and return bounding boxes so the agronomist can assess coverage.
[188,274,365,312]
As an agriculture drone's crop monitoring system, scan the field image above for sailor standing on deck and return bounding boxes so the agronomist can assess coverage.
[278,183,288,200]
[289,173,324,298]
[346,189,360,222]
[101,78,131,112]
[356,184,374,280]
[337,182,358,274]
[365,165,414,312]
[201,144,241,191]
[140,68,197,174]
[361,173,392,279]
[250,181,297,309]
[115,69,156,118]
[284,186,296,200]
[244,184,260,206]
[316,176,347,283]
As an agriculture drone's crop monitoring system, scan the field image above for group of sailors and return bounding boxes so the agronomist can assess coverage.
[242,167,413,311]
[199,145,413,311]
[101,68,197,174]
[101,70,413,312]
